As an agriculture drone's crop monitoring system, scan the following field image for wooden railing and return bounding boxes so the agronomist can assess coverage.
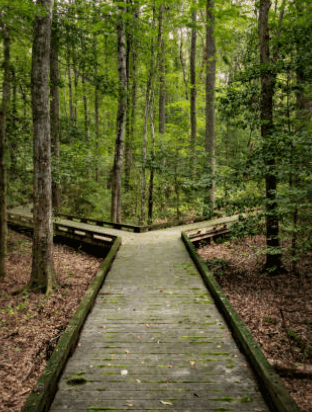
[7,212,117,248]
[55,213,143,233]
[185,224,231,247]
[55,212,212,233]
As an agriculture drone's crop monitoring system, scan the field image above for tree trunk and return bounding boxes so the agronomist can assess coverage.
[0,26,10,278]
[80,35,89,142]
[94,37,100,183]
[205,0,216,209]
[124,6,138,192]
[141,8,156,225]
[179,29,189,100]
[190,5,197,177]
[30,0,55,294]
[148,101,155,225]
[158,4,165,135]
[50,0,61,212]
[111,4,127,223]
[10,67,18,174]
[82,73,89,141]
[258,0,281,273]
[67,46,74,142]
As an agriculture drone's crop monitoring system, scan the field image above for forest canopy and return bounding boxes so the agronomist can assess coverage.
[0,0,311,278]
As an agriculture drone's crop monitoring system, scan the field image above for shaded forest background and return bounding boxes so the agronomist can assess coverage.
[0,0,312,276]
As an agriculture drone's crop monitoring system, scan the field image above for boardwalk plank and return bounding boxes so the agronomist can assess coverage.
[48,229,270,412]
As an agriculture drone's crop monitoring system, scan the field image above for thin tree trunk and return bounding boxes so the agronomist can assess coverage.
[94,37,100,183]
[205,0,216,209]
[30,0,55,294]
[124,6,138,192]
[148,99,155,225]
[50,0,61,212]
[124,3,132,191]
[258,0,281,273]
[179,29,189,100]
[82,73,89,141]
[175,149,180,220]
[67,46,74,141]
[190,5,197,177]
[80,36,89,142]
[0,26,10,278]
[158,4,165,134]
[72,45,78,127]
[111,3,127,223]
[10,67,18,174]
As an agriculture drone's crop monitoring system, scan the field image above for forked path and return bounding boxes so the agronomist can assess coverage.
[45,217,270,412]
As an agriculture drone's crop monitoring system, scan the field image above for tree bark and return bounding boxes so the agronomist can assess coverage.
[179,29,189,100]
[205,0,216,209]
[30,0,55,294]
[258,0,281,272]
[94,36,100,183]
[0,26,10,278]
[111,3,127,223]
[50,0,61,212]
[10,67,18,174]
[148,99,155,225]
[67,45,74,142]
[158,4,165,135]
[190,5,197,177]
[124,5,138,192]
[80,35,89,142]
[141,8,156,225]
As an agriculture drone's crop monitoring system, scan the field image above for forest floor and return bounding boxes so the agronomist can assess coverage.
[198,235,312,412]
[1,228,311,412]
[0,230,103,412]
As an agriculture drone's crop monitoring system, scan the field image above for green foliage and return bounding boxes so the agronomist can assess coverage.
[229,215,264,240]
[206,257,228,277]
[1,0,311,273]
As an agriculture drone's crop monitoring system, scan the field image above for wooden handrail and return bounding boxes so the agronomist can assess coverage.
[7,212,117,248]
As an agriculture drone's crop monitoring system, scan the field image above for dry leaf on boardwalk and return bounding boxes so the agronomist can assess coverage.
[160,400,173,406]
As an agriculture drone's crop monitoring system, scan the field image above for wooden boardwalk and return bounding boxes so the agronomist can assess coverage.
[46,220,270,412]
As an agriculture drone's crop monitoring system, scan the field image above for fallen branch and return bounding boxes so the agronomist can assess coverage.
[268,359,312,378]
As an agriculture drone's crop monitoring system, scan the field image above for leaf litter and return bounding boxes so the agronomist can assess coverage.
[198,235,312,412]
[0,230,104,412]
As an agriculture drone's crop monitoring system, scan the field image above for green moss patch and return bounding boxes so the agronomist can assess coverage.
[240,395,253,403]
[65,377,88,386]
[212,397,235,402]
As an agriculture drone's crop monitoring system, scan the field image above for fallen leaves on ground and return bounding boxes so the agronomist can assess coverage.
[160,400,173,405]
[0,230,103,412]
[198,235,312,412]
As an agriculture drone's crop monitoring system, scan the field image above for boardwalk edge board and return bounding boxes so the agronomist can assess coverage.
[20,234,122,412]
[181,231,301,412]
[55,211,213,233]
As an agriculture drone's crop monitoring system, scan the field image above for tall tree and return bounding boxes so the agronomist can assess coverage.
[111,1,127,223]
[30,0,55,293]
[124,4,139,191]
[50,0,61,212]
[141,6,156,224]
[0,24,10,278]
[190,2,197,175]
[258,0,281,273]
[205,0,216,210]
[158,4,165,134]
[94,34,100,183]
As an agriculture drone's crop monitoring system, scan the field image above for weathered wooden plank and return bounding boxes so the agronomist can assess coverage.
[49,237,270,412]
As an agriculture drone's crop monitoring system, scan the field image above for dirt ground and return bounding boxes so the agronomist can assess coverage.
[0,230,104,412]
[198,235,312,412]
